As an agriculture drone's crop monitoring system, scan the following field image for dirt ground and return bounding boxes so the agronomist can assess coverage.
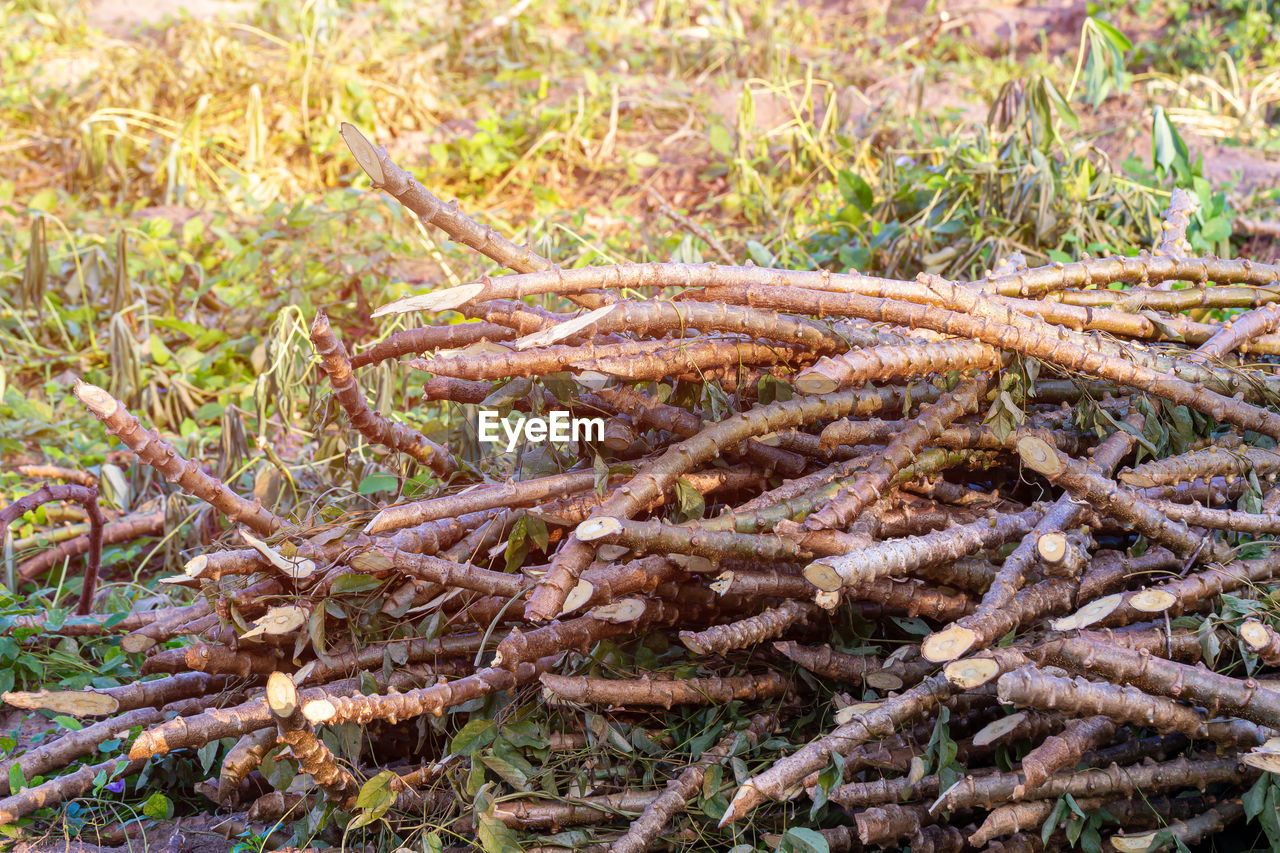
[8,1,1279,850]
[85,0,253,36]
[11,815,243,853]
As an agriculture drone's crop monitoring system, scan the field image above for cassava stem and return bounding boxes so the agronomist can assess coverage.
[311,312,455,476]
[74,383,284,535]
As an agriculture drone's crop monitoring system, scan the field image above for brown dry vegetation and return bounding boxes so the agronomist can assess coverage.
[4,1,1280,852]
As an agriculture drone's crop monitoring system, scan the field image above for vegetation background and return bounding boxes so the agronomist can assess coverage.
[1,0,1279,850]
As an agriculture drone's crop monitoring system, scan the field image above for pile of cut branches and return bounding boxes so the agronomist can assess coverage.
[6,124,1280,853]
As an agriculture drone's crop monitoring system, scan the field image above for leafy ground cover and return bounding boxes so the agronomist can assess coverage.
[2,0,1280,851]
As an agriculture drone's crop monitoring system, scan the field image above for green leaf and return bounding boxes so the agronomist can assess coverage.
[1258,782,1280,851]
[28,190,57,213]
[498,721,543,750]
[1152,108,1176,171]
[525,515,549,552]
[837,170,874,210]
[148,336,172,367]
[1082,822,1103,853]
[1151,106,1189,179]
[780,826,830,853]
[1244,773,1269,820]
[1066,808,1085,844]
[1200,215,1232,243]
[52,715,82,731]
[1042,79,1079,130]
[1091,18,1132,51]
[540,373,578,405]
[478,812,520,853]
[261,751,295,792]
[450,718,496,757]
[925,706,956,779]
[357,471,397,495]
[7,763,24,795]
[746,240,775,267]
[355,769,399,819]
[481,378,534,411]
[330,573,381,594]
[359,671,378,695]
[674,478,705,522]
[891,616,930,636]
[197,739,220,775]
[1043,797,1071,844]
[504,516,530,573]
[593,453,609,499]
[479,752,529,790]
[1139,310,1185,343]
[142,792,174,820]
[708,124,733,157]
[757,374,793,405]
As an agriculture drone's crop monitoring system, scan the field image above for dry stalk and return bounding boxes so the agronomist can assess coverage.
[679,601,819,656]
[0,483,105,614]
[74,383,284,535]
[311,312,455,475]
[266,672,361,807]
[18,130,1280,847]
[539,672,788,708]
[995,667,1268,746]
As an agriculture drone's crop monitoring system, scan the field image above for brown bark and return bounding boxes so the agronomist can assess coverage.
[938,416,1137,663]
[350,546,526,598]
[1,483,106,613]
[721,647,1027,823]
[679,601,818,656]
[1059,552,1280,630]
[217,727,277,804]
[1241,619,1280,665]
[805,376,990,531]
[3,671,229,717]
[611,714,774,853]
[128,663,450,759]
[540,672,789,709]
[773,642,887,686]
[75,381,283,534]
[1035,636,1280,728]
[530,387,927,621]
[932,755,1253,812]
[798,339,1005,394]
[0,755,145,824]
[1016,435,1216,559]
[267,672,361,807]
[311,311,455,475]
[1077,547,1182,601]
[922,577,1077,663]
[14,465,98,487]
[805,507,1042,592]
[367,469,598,533]
[0,696,210,796]
[1015,715,1115,795]
[349,322,518,367]
[995,667,1267,746]
[302,656,555,724]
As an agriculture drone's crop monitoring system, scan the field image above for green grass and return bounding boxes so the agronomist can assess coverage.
[3,0,1280,848]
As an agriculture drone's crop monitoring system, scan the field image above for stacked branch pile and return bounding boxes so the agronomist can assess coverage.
[6,124,1280,852]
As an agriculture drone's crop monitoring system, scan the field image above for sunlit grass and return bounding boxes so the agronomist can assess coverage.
[2,0,1280,846]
